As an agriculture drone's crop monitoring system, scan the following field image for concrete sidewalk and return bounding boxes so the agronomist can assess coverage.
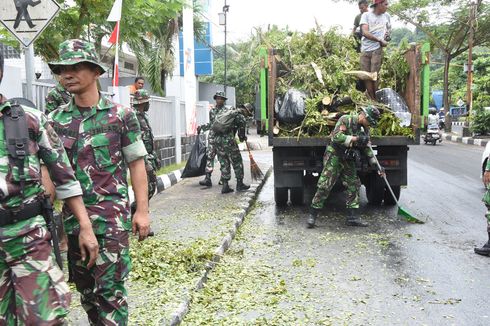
[67,131,273,325]
[441,132,489,147]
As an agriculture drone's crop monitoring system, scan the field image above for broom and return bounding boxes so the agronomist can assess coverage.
[368,144,424,224]
[245,142,264,181]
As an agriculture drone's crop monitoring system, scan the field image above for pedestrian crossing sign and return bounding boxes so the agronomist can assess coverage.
[0,0,61,47]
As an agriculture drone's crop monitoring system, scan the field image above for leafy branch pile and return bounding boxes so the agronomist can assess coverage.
[370,113,415,138]
[271,27,414,138]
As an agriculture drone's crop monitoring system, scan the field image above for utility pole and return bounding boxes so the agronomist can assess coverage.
[219,1,229,96]
[24,44,35,103]
[466,0,477,116]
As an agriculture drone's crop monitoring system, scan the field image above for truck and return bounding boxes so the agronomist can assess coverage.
[257,44,430,206]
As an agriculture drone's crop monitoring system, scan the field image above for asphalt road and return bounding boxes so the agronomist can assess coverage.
[184,141,490,325]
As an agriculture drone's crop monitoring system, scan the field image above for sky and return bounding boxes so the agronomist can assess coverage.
[205,0,407,45]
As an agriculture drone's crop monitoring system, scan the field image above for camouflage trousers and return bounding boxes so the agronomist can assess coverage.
[215,136,244,181]
[68,231,131,326]
[0,217,70,325]
[484,184,490,233]
[311,151,361,210]
[205,141,217,174]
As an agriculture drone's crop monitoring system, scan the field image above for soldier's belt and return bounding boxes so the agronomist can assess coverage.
[0,201,43,227]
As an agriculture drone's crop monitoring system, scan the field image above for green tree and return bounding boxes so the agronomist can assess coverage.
[390,0,490,110]
[201,26,293,105]
[0,0,189,94]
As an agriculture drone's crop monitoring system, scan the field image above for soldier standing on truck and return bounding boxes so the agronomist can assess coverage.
[475,155,490,256]
[353,0,369,53]
[197,91,228,188]
[307,106,383,228]
[360,0,391,100]
[47,39,150,325]
[0,51,99,325]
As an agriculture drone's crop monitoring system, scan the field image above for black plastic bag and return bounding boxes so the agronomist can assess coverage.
[277,89,306,124]
[181,136,207,178]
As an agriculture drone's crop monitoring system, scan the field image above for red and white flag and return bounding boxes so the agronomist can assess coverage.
[107,0,122,89]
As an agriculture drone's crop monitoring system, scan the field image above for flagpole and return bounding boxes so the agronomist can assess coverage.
[113,21,120,88]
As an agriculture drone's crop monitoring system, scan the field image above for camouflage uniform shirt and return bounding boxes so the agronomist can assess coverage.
[328,114,374,159]
[0,100,82,212]
[48,95,147,235]
[44,83,72,114]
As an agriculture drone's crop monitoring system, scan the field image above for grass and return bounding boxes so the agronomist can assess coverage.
[155,161,187,176]
[127,161,187,186]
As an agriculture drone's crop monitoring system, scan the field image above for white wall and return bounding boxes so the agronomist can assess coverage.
[0,65,23,98]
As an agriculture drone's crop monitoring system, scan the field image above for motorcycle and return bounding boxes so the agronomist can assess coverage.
[424,124,442,145]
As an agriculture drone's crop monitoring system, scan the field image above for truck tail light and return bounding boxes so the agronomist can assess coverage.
[379,159,400,167]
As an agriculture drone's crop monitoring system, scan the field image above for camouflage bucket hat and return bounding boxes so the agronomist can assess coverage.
[49,39,108,75]
[133,89,150,105]
[362,105,381,127]
[213,91,227,100]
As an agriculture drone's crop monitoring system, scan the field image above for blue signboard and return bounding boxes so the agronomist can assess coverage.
[179,23,213,76]
[431,90,443,110]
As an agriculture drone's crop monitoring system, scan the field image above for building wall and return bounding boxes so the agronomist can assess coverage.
[153,134,201,167]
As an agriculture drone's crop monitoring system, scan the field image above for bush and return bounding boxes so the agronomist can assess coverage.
[470,108,490,135]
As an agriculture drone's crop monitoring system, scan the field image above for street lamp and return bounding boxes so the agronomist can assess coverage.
[218,1,229,96]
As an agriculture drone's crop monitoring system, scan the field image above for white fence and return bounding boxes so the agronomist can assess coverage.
[23,82,210,139]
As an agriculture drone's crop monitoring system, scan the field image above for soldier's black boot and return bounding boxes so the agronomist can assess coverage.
[199,173,212,187]
[307,207,320,229]
[221,180,234,194]
[346,208,369,227]
[474,232,490,256]
[236,179,250,191]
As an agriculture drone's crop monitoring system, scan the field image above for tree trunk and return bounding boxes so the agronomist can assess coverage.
[443,53,451,111]
[443,53,452,131]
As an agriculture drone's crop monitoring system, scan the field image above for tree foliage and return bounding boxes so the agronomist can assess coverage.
[389,0,490,110]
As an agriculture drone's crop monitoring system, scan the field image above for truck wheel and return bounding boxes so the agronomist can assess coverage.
[366,175,384,205]
[383,185,401,206]
[274,187,288,206]
[290,187,304,206]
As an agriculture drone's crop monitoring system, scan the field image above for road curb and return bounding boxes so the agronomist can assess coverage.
[155,168,184,194]
[167,166,273,326]
[129,168,184,201]
[442,133,489,147]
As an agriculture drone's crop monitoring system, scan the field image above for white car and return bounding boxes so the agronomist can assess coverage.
[483,141,490,181]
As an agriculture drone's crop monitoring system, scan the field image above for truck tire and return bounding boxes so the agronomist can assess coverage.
[290,187,304,206]
[366,175,384,205]
[383,185,401,206]
[274,187,288,206]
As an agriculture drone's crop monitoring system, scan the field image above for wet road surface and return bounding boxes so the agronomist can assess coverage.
[184,141,490,325]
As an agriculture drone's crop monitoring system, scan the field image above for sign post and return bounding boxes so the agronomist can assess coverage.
[0,0,61,102]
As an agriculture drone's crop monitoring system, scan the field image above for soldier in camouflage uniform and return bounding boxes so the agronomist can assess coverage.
[308,106,382,228]
[475,154,490,256]
[44,82,71,114]
[0,51,98,325]
[47,39,150,325]
[214,102,251,194]
[197,91,227,187]
[130,90,159,225]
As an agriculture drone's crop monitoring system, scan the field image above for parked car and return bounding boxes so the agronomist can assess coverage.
[482,142,490,184]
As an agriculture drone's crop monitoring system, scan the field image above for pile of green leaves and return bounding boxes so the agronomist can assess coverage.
[268,27,413,138]
[129,237,214,285]
[370,113,415,138]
